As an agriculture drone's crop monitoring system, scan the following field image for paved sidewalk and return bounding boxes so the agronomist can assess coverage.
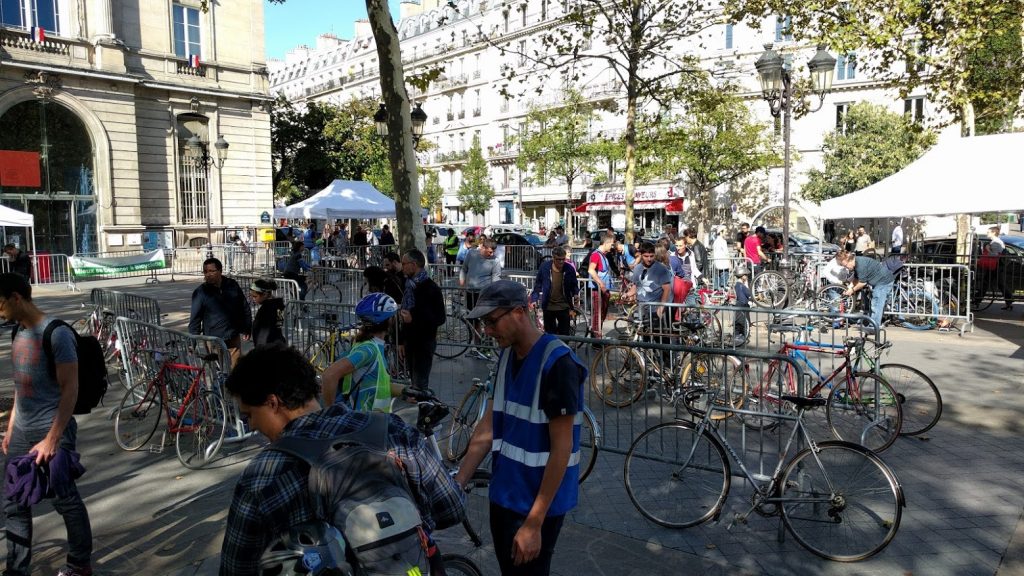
[0,276,1022,575]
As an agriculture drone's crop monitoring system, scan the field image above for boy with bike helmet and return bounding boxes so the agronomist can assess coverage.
[321,293,403,412]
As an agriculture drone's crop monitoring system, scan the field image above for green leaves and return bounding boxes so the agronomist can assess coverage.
[457,135,495,216]
[802,102,936,203]
[518,89,602,194]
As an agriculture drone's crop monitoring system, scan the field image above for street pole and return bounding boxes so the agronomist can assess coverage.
[781,74,792,268]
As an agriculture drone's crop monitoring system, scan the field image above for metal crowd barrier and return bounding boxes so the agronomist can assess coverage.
[0,253,74,288]
[90,288,162,325]
[308,267,365,304]
[885,263,973,334]
[282,299,359,354]
[227,272,301,317]
[113,316,231,391]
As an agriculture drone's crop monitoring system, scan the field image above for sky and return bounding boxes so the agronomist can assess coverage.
[264,0,403,61]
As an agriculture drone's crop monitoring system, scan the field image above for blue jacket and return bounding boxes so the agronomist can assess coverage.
[529,260,579,310]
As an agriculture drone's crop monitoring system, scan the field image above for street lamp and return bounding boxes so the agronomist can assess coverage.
[755,43,836,266]
[373,102,428,144]
[500,123,524,227]
[185,134,229,258]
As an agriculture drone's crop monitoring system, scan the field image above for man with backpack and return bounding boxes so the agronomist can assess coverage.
[838,251,895,332]
[0,273,93,576]
[220,343,465,576]
[456,281,587,576]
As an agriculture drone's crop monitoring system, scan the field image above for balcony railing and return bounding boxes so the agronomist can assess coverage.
[473,108,481,117]
[447,112,455,121]
[0,28,71,56]
[437,150,470,163]
[457,110,466,119]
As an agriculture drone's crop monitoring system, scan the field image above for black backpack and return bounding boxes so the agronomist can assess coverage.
[12,320,109,415]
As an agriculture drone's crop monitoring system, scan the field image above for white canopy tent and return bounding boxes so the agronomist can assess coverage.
[273,180,396,220]
[0,204,36,261]
[819,132,1024,220]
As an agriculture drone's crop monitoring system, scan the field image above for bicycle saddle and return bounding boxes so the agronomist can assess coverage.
[780,395,827,409]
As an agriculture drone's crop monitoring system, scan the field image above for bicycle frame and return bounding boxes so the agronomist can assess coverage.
[151,362,207,434]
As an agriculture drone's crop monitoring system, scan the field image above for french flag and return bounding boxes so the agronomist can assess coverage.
[188,54,201,68]
[30,27,45,43]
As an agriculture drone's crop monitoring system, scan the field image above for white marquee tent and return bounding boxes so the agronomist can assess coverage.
[273,180,396,220]
[819,132,1024,220]
[0,203,36,256]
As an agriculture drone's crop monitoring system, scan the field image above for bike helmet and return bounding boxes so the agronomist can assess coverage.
[734,263,751,277]
[259,521,353,576]
[356,292,399,324]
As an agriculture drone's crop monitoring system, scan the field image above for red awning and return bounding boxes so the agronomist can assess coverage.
[665,198,685,214]
[574,199,671,213]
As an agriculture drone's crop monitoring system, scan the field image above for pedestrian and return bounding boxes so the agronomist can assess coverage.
[683,228,708,278]
[671,237,705,307]
[854,225,872,256]
[627,242,673,349]
[460,237,503,358]
[890,221,904,254]
[0,272,93,576]
[842,230,856,252]
[379,224,396,246]
[544,231,558,248]
[282,241,311,300]
[456,280,587,576]
[381,252,407,304]
[711,226,732,290]
[838,251,895,332]
[735,222,750,255]
[587,232,615,340]
[249,278,286,346]
[189,257,251,367]
[733,264,752,345]
[3,243,32,280]
[399,248,446,390]
[554,226,569,246]
[456,231,477,266]
[219,343,465,575]
[985,226,1014,310]
[443,227,460,266]
[529,246,579,336]
[744,226,768,276]
[321,293,404,410]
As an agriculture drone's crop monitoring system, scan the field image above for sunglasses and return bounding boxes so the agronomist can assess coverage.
[481,307,515,327]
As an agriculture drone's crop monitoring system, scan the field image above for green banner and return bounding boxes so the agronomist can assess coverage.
[70,249,167,278]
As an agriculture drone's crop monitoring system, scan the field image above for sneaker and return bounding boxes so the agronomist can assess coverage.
[57,565,93,576]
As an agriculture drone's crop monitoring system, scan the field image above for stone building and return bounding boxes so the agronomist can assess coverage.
[0,0,273,255]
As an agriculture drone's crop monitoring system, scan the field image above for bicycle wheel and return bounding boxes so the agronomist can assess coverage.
[309,282,341,302]
[679,354,746,420]
[624,421,730,528]
[70,316,92,336]
[780,440,903,562]
[897,287,938,330]
[739,359,795,432]
[589,345,646,408]
[578,407,600,484]
[879,363,942,436]
[446,387,485,461]
[434,317,472,359]
[826,372,902,453]
[570,308,590,337]
[816,283,853,315]
[440,554,483,576]
[753,270,788,308]
[113,382,162,451]
[175,391,228,469]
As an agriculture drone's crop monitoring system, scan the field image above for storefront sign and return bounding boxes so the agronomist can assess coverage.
[589,189,668,203]
[70,249,167,278]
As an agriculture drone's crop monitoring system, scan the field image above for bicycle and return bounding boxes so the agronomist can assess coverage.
[743,324,903,453]
[851,338,942,436]
[443,358,600,484]
[752,268,788,308]
[624,386,905,562]
[113,348,228,469]
[434,296,496,360]
[302,320,356,375]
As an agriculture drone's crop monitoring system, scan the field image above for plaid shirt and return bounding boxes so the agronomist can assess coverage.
[219,404,465,576]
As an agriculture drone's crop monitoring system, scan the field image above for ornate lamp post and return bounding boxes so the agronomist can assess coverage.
[185,134,229,258]
[755,43,836,266]
[374,102,428,144]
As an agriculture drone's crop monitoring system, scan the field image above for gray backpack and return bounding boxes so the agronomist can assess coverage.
[269,413,429,575]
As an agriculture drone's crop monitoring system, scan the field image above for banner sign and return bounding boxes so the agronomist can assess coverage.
[0,150,42,188]
[70,249,166,278]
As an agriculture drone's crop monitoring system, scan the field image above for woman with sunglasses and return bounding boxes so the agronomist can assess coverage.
[249,278,286,346]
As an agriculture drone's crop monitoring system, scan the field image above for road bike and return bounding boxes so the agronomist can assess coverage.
[113,348,228,469]
[434,296,497,360]
[851,338,942,436]
[743,324,903,453]
[624,386,905,562]
[443,360,600,484]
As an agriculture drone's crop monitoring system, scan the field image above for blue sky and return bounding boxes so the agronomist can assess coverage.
[264,0,403,61]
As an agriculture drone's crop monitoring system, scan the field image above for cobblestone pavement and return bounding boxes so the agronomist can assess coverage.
[0,276,1022,575]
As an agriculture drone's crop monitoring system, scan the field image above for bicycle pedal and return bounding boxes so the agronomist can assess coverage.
[750,473,773,483]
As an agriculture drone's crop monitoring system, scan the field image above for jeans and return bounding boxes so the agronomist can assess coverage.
[4,420,92,574]
[714,269,730,290]
[408,338,436,391]
[590,289,609,338]
[869,282,894,330]
[542,308,572,336]
[490,503,565,576]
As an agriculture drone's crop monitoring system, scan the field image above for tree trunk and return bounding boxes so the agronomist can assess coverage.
[624,88,638,244]
[366,0,425,254]
[565,179,574,241]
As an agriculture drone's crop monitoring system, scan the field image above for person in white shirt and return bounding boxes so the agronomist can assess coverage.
[854,226,872,255]
[890,222,904,254]
[711,226,732,290]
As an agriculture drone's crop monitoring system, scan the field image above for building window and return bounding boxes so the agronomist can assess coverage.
[541,0,547,20]
[904,97,925,123]
[607,159,617,183]
[836,53,856,80]
[521,4,527,27]
[503,11,509,33]
[173,3,201,59]
[725,23,733,49]
[518,40,527,66]
[1,0,62,33]
[499,200,514,224]
[835,102,851,132]
[774,16,792,42]
[176,114,210,228]
[502,166,510,189]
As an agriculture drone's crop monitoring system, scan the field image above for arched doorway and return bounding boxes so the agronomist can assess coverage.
[0,99,97,254]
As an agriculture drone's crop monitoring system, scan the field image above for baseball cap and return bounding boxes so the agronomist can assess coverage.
[466,280,528,319]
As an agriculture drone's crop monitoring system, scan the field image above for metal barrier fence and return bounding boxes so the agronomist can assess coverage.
[227,272,301,317]
[113,316,231,391]
[0,252,75,288]
[883,263,973,334]
[90,288,162,325]
[282,299,359,355]
[308,267,365,304]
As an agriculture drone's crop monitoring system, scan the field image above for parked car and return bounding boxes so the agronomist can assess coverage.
[910,235,1024,303]
[492,231,547,271]
[588,229,625,245]
[764,228,841,256]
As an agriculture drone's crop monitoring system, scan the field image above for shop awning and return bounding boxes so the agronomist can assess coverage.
[574,199,671,213]
[665,198,685,215]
